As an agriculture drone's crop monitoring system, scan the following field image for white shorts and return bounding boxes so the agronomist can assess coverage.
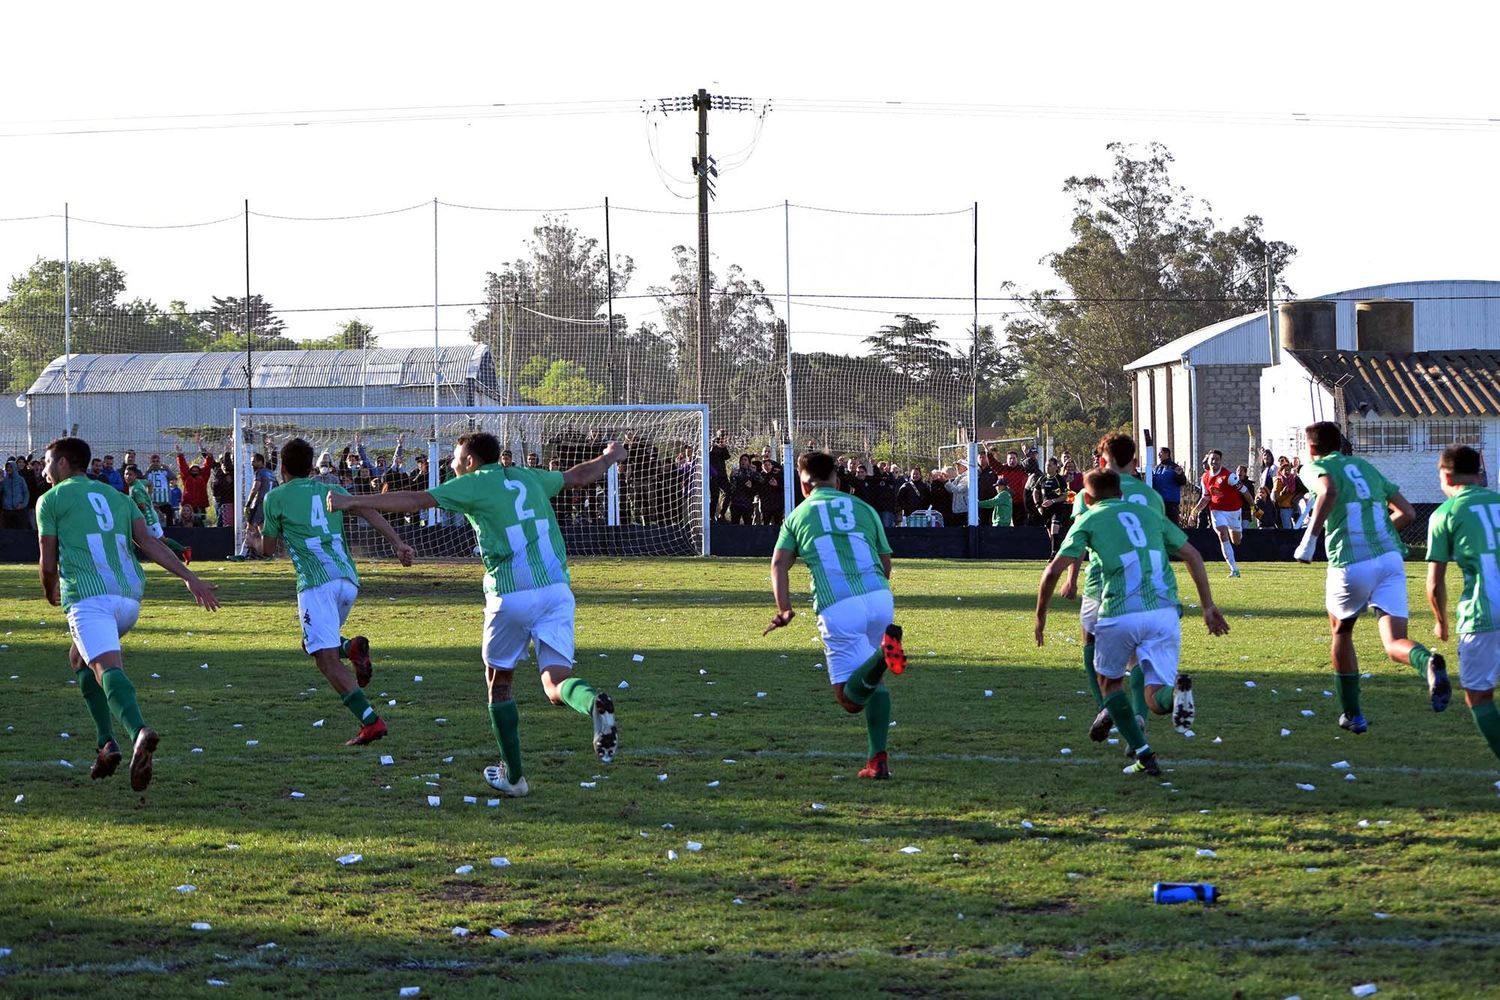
[1457,631,1500,692]
[1093,607,1180,688]
[1211,510,1242,531]
[67,595,141,664]
[483,582,576,672]
[817,589,896,685]
[1326,550,1408,621]
[298,578,358,654]
[1079,595,1100,636]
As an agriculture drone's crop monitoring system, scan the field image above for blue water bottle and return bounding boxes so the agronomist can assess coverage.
[1153,882,1218,905]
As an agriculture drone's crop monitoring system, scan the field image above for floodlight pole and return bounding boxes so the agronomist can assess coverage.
[783,199,795,515]
[695,88,711,406]
[62,202,71,436]
[244,198,253,409]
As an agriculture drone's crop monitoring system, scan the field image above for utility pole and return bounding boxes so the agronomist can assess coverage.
[650,89,757,404]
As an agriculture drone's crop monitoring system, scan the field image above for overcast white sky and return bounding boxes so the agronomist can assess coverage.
[1,0,1496,352]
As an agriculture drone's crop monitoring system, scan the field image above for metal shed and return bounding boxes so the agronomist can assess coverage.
[15,345,500,456]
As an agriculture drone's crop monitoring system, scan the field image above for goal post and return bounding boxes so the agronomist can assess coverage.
[231,404,710,561]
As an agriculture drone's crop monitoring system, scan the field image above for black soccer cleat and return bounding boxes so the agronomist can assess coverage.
[1427,654,1451,713]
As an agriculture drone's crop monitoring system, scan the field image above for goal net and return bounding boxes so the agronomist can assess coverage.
[232,405,708,562]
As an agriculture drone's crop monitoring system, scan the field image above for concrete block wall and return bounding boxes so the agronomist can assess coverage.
[1193,364,1267,468]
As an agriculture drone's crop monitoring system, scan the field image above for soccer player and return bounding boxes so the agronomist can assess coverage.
[1426,445,1500,766]
[123,464,190,564]
[1193,450,1245,577]
[327,431,625,797]
[763,451,907,780]
[37,437,220,791]
[1294,421,1449,733]
[246,438,416,747]
[1036,468,1229,776]
[1061,434,1167,733]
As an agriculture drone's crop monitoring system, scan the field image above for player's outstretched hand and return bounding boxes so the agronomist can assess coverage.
[326,491,354,512]
[394,542,416,567]
[602,440,628,464]
[1434,619,1449,642]
[762,609,795,636]
[1202,604,1230,636]
[1034,615,1046,646]
[185,574,220,612]
[1059,579,1077,601]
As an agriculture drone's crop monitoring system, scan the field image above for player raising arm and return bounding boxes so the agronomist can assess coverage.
[1425,445,1500,767]
[246,437,415,748]
[764,451,908,781]
[1036,468,1228,777]
[328,431,625,798]
[38,437,219,793]
[1293,421,1448,735]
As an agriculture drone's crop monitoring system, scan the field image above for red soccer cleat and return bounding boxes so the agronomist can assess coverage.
[881,624,906,676]
[345,717,387,746]
[857,751,891,780]
[346,635,372,688]
[181,546,193,565]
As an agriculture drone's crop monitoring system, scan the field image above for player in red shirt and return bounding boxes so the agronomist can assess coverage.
[1192,449,1247,577]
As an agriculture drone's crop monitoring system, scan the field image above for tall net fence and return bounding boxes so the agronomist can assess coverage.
[0,198,982,511]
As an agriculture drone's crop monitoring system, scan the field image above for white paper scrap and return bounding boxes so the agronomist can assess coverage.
[686,841,703,852]
[1300,710,1315,717]
[400,987,421,997]
[487,799,500,807]
[289,792,305,799]
[657,774,668,781]
[312,719,324,728]
[667,849,679,860]
[427,795,440,807]
[207,980,228,987]
[617,681,630,690]
[899,846,922,854]
[1245,680,1257,688]
[1352,986,1378,998]
[413,675,423,683]
[490,857,510,867]
[811,802,826,811]
[245,740,259,747]
[1280,729,1292,737]
[1332,760,1352,769]
[1296,783,1316,791]
[379,755,394,766]
[706,780,720,788]
[580,782,597,789]
[190,922,212,931]
[463,795,477,804]
[58,759,73,768]
[1195,849,1216,858]
[756,692,767,698]
[984,690,993,698]
[175,884,197,893]
[454,865,474,875]
[12,795,22,804]
[1212,736,1223,744]
[337,853,363,865]
[451,927,470,937]
[1059,748,1073,755]
[632,654,645,662]
[1021,820,1035,829]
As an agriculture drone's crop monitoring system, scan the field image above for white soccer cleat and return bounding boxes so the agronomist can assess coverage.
[483,763,529,798]
[592,692,618,764]
[1172,674,1196,733]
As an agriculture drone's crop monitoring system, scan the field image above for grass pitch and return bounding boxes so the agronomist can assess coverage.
[0,558,1497,999]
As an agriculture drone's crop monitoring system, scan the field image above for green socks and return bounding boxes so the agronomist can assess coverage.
[1128,664,1148,720]
[1103,690,1148,754]
[863,686,891,757]
[164,537,187,558]
[1336,671,1363,718]
[76,669,115,746]
[1408,643,1433,678]
[339,636,351,658]
[1082,643,1102,708]
[558,677,597,716]
[99,668,146,743]
[1152,684,1175,714]
[843,649,888,706]
[489,700,524,780]
[340,687,378,724]
[1471,701,1500,763]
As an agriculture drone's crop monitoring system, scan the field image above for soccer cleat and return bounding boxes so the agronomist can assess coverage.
[1123,751,1161,776]
[346,635,373,688]
[181,546,193,565]
[1228,568,1241,578]
[483,763,529,798]
[1088,708,1114,742]
[91,739,122,780]
[345,717,387,746]
[881,624,907,675]
[1172,674,1196,732]
[857,751,891,779]
[1338,712,1369,735]
[1428,654,1452,713]
[592,691,618,764]
[129,727,159,792]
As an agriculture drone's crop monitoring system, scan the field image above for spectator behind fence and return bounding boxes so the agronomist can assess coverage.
[2,458,30,529]
[997,451,1028,525]
[211,450,236,529]
[708,431,731,521]
[1254,485,1278,529]
[945,460,971,521]
[144,454,174,525]
[176,443,213,527]
[1151,446,1188,526]
[897,467,930,520]
[866,465,898,528]
[1273,455,1298,528]
[757,459,784,525]
[977,482,1013,526]
[24,457,47,528]
[99,454,126,492]
[727,454,761,525]
[928,467,954,525]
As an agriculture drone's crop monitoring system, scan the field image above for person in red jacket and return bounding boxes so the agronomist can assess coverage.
[176,443,213,527]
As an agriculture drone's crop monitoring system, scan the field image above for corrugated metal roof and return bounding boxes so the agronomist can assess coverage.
[23,345,497,396]
[1288,349,1500,417]
[1124,311,1266,370]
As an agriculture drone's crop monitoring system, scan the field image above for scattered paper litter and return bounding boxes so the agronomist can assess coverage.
[732,897,744,905]
[245,740,259,747]
[427,795,441,807]
[1280,729,1292,737]
[462,795,477,804]
[1181,729,1196,738]
[667,849,679,860]
[1331,760,1352,769]
[451,927,470,937]
[1059,747,1073,755]
[706,780,720,788]
[336,853,363,865]
[1195,849,1216,858]
[1352,986,1378,998]
[442,756,454,763]
[899,846,922,854]
[413,675,423,683]
[1305,867,1322,873]
[756,691,767,698]
[1357,819,1371,828]
[1021,820,1035,829]
[12,795,22,805]
[657,774,668,782]
[580,782,597,789]
[486,799,500,807]
[379,755,394,766]
[984,690,993,698]
[1344,774,1358,782]
[662,822,674,829]
[289,792,305,799]
[632,654,645,662]
[490,857,510,867]
[1296,783,1316,792]
[686,841,703,852]
[617,681,630,689]
[1373,911,1390,919]
[1323,690,1333,697]
[386,700,396,707]
[1245,680,1257,688]
[1212,736,1223,744]
[811,802,826,811]
[59,732,69,740]
[256,942,276,950]
[200,663,209,670]
[454,865,474,875]
[174,884,197,893]
[434,718,448,725]
[400,987,421,997]
[1300,710,1315,717]
[207,980,228,988]
[190,922,212,931]
[57,759,73,768]
[312,719,324,728]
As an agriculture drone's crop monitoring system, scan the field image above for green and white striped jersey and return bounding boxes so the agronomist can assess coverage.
[1058,499,1187,620]
[1426,484,1500,634]
[261,477,360,593]
[1300,454,1405,568]
[129,479,160,529]
[429,465,570,597]
[1071,472,1165,599]
[775,487,892,613]
[37,475,146,610]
